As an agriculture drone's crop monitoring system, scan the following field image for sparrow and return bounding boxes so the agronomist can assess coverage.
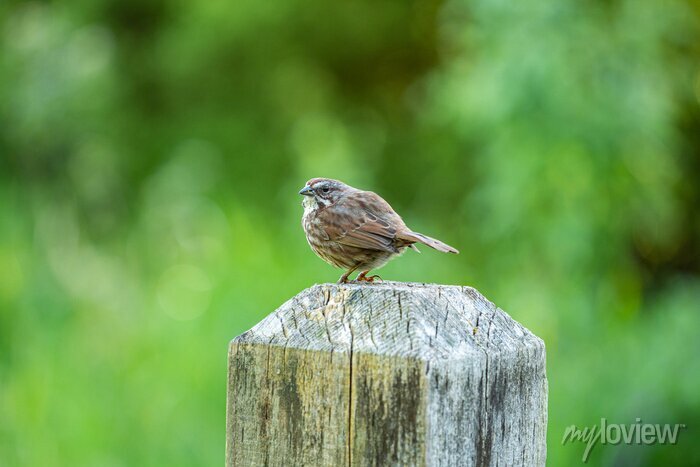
[299,178,459,283]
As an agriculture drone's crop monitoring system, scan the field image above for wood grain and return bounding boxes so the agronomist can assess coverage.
[226,282,547,466]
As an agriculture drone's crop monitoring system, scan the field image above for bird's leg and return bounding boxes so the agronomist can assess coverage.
[337,270,352,283]
[357,271,382,283]
[337,266,359,284]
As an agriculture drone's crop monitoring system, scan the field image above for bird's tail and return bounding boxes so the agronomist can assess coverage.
[399,231,459,254]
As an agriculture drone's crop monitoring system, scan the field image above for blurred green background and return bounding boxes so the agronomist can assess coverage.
[1,0,699,465]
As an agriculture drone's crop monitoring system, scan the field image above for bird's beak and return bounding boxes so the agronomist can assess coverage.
[299,185,314,196]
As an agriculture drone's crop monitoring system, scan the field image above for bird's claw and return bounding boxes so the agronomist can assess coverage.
[357,274,382,283]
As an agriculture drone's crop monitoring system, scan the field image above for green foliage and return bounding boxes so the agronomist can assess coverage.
[1,0,699,465]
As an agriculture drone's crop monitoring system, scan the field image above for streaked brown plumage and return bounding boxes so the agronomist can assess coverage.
[299,178,459,283]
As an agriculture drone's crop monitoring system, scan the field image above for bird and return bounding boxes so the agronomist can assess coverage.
[299,178,459,283]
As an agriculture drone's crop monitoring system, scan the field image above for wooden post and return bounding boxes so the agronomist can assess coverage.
[226,282,547,466]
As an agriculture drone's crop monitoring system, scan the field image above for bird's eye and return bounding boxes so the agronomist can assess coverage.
[321,186,330,194]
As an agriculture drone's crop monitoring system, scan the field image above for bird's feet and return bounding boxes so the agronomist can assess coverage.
[337,274,350,284]
[356,271,382,283]
[337,268,357,283]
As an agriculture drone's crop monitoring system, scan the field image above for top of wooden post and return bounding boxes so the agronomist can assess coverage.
[233,281,543,359]
[228,281,548,466]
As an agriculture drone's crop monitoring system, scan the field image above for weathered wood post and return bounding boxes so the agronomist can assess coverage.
[226,282,547,466]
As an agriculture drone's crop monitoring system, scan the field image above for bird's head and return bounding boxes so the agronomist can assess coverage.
[299,178,351,207]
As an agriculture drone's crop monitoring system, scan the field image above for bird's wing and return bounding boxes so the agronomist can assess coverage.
[319,191,406,253]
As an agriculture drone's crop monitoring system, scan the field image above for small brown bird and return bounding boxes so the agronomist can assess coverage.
[299,178,459,283]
